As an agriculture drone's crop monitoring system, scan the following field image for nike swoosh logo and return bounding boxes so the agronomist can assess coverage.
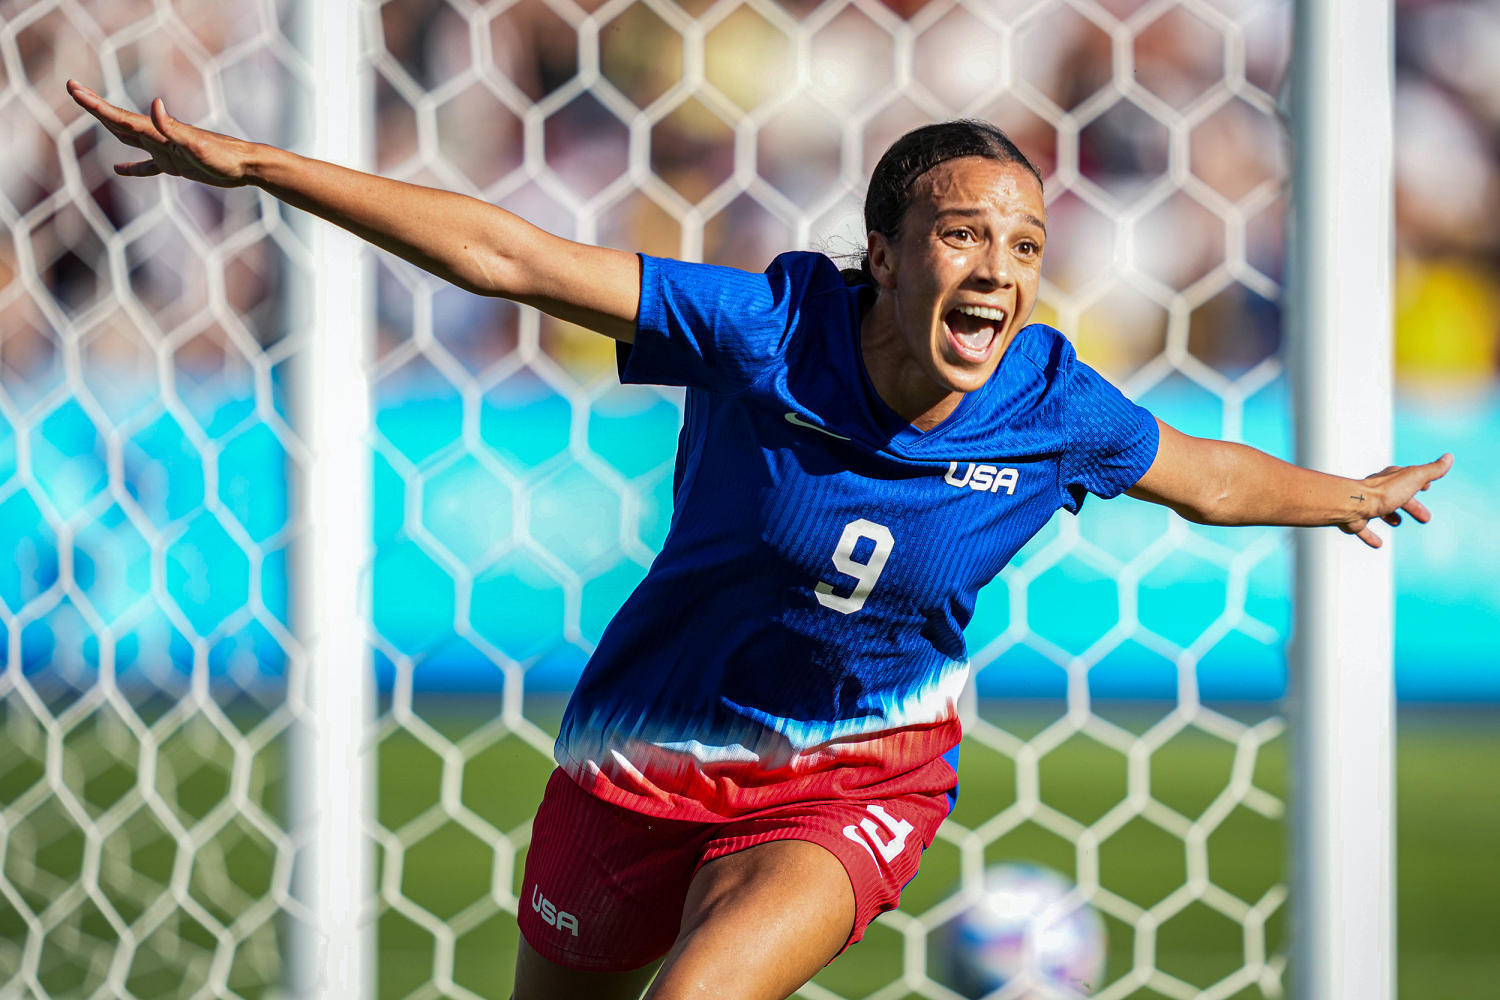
[784,412,850,440]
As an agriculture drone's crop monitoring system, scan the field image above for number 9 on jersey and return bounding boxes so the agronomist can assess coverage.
[815,518,895,615]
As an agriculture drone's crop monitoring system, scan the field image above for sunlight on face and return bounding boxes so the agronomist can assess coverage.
[863,157,1047,428]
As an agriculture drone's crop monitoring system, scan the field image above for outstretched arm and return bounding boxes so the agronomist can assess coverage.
[1126,419,1452,548]
[66,81,640,341]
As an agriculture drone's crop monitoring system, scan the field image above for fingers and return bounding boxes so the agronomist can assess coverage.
[73,92,136,141]
[115,159,163,177]
[67,80,193,179]
[1408,453,1454,494]
[150,97,180,142]
[1339,514,1383,548]
[1423,453,1454,487]
[66,78,108,115]
[1341,453,1450,547]
[66,79,167,147]
[67,80,126,126]
[1392,455,1449,522]
[1402,496,1432,523]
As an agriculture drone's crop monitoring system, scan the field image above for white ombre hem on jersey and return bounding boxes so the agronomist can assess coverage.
[721,658,968,752]
[555,660,970,821]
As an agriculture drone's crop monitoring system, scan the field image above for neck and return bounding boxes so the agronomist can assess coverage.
[859,297,963,431]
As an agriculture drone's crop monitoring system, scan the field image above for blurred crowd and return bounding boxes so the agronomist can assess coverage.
[1,0,1498,399]
[1393,0,1500,390]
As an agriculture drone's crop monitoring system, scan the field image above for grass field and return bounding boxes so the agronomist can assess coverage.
[373,702,1500,1000]
[1,699,1495,998]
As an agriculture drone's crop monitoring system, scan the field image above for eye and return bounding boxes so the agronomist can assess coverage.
[1016,239,1041,257]
[944,227,978,246]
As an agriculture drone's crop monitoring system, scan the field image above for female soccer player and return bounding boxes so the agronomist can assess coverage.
[67,81,1449,1000]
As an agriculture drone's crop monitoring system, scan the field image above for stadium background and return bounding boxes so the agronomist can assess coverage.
[1,0,1497,998]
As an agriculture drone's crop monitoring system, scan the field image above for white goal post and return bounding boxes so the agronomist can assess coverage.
[287,2,375,998]
[1288,2,1396,999]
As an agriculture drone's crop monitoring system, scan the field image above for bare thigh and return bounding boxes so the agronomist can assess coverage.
[644,839,857,1000]
[510,936,661,1000]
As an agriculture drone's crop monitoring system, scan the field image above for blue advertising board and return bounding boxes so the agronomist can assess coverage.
[2,375,1494,701]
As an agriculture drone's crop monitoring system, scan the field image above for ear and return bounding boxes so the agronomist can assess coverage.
[867,230,898,290]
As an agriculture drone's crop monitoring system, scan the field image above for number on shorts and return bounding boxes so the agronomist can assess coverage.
[815,518,894,614]
[842,804,915,865]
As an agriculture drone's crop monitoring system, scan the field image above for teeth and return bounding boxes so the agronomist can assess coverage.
[957,304,1006,322]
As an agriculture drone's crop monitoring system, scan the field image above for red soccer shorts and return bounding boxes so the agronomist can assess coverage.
[518,769,950,972]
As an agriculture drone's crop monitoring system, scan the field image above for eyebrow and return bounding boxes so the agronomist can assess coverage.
[934,207,1047,234]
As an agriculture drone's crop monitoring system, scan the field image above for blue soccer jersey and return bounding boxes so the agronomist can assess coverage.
[554,251,1159,821]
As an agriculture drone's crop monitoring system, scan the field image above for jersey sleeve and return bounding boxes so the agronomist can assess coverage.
[618,251,832,393]
[1057,356,1160,513]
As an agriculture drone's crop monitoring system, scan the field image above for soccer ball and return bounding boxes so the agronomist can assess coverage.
[935,862,1107,998]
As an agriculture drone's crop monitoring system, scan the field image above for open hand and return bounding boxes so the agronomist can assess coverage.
[1341,453,1453,548]
[67,80,252,188]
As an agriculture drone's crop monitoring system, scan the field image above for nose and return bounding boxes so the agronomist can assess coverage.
[971,241,1013,290]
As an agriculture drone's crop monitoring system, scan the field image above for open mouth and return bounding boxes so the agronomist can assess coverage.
[944,304,1007,362]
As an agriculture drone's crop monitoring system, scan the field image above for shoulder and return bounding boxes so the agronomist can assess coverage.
[640,250,845,314]
[1005,323,1078,381]
[767,249,844,280]
[644,249,842,283]
[988,324,1133,436]
[625,251,854,394]
[765,250,849,300]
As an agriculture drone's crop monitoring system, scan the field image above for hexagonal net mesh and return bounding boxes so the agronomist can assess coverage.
[1,0,1295,997]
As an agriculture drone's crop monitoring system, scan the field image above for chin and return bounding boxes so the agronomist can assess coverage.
[935,346,1005,394]
[932,364,993,396]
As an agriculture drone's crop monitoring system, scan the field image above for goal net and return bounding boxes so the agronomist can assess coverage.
[0,0,1295,997]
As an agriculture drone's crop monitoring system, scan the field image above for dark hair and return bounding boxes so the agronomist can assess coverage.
[844,120,1042,285]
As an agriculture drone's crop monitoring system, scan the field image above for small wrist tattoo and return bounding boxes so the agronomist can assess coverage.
[1350,494,1365,502]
